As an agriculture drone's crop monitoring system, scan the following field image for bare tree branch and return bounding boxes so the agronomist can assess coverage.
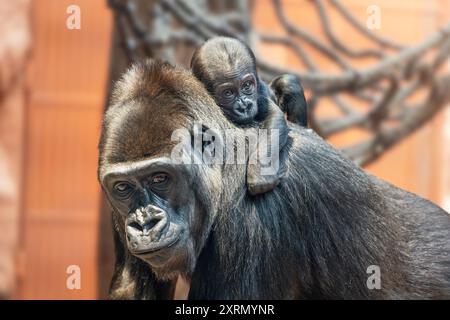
[108,0,450,167]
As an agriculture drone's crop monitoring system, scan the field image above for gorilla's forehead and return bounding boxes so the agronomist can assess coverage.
[210,65,255,83]
[102,96,187,164]
[99,156,179,183]
[99,59,229,166]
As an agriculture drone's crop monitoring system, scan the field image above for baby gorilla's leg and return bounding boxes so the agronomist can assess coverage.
[270,74,308,127]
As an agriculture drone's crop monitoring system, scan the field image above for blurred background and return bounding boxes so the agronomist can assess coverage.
[0,0,449,299]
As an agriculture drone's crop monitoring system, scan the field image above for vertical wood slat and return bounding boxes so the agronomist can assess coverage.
[18,0,111,299]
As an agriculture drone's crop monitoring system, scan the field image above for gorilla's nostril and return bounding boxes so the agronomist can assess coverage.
[128,216,163,234]
[145,219,158,231]
[128,221,143,232]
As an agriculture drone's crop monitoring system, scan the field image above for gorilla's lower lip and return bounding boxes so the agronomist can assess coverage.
[236,108,254,115]
[132,233,181,255]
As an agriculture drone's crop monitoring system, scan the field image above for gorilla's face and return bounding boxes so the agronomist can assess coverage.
[99,59,226,280]
[212,70,258,125]
[101,157,200,277]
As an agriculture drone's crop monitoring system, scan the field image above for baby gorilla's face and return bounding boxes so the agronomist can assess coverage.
[212,71,258,124]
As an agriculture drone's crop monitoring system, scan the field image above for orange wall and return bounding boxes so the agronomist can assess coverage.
[18,0,112,299]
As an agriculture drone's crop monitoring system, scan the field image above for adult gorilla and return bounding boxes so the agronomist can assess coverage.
[98,59,450,299]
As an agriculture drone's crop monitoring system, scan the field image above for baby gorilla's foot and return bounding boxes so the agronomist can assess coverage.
[270,74,302,98]
[246,161,286,196]
[270,74,308,127]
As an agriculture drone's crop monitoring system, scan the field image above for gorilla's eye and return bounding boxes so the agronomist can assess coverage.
[242,80,254,93]
[113,182,134,199]
[221,88,234,99]
[151,173,169,185]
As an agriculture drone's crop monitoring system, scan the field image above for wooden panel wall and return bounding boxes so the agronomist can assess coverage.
[18,0,111,299]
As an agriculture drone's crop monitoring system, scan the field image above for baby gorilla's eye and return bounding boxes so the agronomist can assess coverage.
[242,80,254,93]
[222,89,234,98]
[113,181,134,199]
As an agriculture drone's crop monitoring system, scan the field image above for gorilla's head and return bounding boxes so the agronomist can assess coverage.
[98,60,236,279]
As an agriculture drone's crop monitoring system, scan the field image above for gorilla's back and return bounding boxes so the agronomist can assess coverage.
[283,124,450,298]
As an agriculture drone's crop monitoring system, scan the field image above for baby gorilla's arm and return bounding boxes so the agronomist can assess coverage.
[247,99,289,196]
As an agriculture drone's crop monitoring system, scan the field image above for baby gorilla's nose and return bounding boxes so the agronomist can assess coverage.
[237,100,253,112]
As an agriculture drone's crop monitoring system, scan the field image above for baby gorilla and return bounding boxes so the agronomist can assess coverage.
[191,37,307,195]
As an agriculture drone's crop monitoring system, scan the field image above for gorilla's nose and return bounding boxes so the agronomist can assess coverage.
[237,101,253,113]
[127,206,167,237]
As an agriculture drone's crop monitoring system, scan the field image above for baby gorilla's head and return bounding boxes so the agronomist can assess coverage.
[191,37,259,124]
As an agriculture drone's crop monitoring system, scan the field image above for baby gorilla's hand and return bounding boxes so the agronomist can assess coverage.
[246,152,287,196]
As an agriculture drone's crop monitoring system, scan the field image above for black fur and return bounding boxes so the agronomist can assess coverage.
[190,126,450,298]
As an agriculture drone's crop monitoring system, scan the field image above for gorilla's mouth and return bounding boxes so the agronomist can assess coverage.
[233,105,257,122]
[131,229,182,256]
